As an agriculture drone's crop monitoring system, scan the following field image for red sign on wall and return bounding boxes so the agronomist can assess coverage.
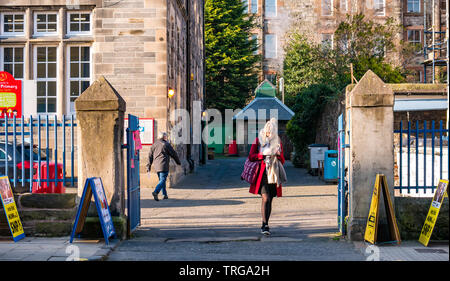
[0,71,22,118]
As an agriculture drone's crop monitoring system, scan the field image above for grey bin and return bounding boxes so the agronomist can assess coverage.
[308,144,328,169]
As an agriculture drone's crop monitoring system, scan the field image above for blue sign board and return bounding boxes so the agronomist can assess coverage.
[70,177,116,245]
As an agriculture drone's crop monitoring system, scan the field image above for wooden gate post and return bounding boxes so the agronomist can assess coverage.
[346,70,395,241]
[75,76,126,216]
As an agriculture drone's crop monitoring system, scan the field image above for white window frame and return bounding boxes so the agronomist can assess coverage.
[407,0,421,13]
[33,11,59,36]
[322,0,334,16]
[33,45,58,114]
[407,29,422,46]
[0,12,26,37]
[265,34,277,59]
[340,0,348,12]
[251,34,259,55]
[0,45,25,80]
[265,0,277,18]
[243,0,249,13]
[66,11,93,36]
[66,44,93,113]
[373,0,386,16]
[251,0,258,13]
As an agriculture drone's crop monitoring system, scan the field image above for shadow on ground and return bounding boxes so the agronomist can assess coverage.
[170,157,328,190]
[131,223,338,241]
[141,198,246,208]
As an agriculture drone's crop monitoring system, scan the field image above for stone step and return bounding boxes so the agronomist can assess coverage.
[19,208,77,222]
[17,193,77,209]
[1,207,77,223]
[23,221,74,237]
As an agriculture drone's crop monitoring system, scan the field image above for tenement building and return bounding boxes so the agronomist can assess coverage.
[246,0,441,85]
[0,0,205,187]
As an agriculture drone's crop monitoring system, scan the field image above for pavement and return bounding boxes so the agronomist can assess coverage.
[0,157,448,262]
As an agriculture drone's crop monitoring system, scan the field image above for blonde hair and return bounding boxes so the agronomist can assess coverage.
[259,118,279,149]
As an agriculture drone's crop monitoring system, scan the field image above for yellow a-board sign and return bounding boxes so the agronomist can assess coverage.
[419,179,449,247]
[0,176,25,242]
[364,174,401,245]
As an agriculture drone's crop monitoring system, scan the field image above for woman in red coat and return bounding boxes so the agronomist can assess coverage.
[248,118,286,235]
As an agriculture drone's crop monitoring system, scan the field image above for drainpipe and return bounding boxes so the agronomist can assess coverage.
[186,0,195,172]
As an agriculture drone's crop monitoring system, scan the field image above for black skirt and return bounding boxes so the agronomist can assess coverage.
[258,168,277,198]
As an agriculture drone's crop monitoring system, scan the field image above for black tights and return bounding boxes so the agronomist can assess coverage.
[261,193,274,225]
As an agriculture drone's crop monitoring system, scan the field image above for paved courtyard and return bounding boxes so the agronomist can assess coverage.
[108,157,367,261]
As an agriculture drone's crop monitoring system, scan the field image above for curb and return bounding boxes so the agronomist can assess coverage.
[87,239,123,261]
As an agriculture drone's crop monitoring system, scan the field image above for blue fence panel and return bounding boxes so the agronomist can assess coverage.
[0,115,78,192]
[394,120,449,194]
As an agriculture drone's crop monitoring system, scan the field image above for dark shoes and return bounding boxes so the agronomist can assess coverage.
[152,192,168,201]
[261,225,271,235]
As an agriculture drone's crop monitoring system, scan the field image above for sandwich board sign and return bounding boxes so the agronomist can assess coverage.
[70,177,116,245]
[0,176,25,242]
[419,179,449,247]
[364,174,401,245]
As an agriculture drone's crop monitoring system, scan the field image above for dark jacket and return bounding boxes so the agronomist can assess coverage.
[147,139,181,172]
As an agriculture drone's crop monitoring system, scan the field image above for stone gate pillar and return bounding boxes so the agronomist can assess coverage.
[75,76,126,216]
[346,70,395,241]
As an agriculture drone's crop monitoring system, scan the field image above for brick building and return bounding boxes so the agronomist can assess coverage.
[0,0,205,187]
[246,0,444,85]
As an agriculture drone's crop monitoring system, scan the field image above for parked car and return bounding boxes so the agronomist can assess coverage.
[0,141,48,191]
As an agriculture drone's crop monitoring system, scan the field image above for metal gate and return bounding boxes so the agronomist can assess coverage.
[337,114,348,235]
[1,115,77,192]
[124,114,141,236]
[394,120,449,195]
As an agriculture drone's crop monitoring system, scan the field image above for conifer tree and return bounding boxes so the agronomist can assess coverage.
[205,0,261,112]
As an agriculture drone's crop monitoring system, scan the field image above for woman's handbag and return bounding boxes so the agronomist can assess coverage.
[241,158,260,184]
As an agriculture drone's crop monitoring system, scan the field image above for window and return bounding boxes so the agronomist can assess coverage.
[407,0,420,13]
[251,34,258,55]
[373,0,385,16]
[67,12,91,35]
[34,46,57,113]
[337,35,348,53]
[251,0,258,13]
[0,149,12,161]
[265,0,277,17]
[340,0,348,12]
[243,0,249,13]
[407,30,421,46]
[265,34,277,59]
[68,46,91,113]
[322,0,333,16]
[321,34,333,49]
[1,13,25,36]
[1,47,24,79]
[265,73,277,85]
[34,12,58,35]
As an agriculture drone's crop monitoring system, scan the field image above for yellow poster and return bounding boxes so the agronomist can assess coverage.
[419,180,449,247]
[364,175,381,244]
[0,176,25,242]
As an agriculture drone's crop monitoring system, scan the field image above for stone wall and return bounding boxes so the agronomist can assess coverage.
[315,93,346,150]
[0,193,77,237]
[0,193,127,239]
[395,196,449,241]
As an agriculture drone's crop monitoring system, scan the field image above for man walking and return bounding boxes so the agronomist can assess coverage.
[147,132,181,201]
